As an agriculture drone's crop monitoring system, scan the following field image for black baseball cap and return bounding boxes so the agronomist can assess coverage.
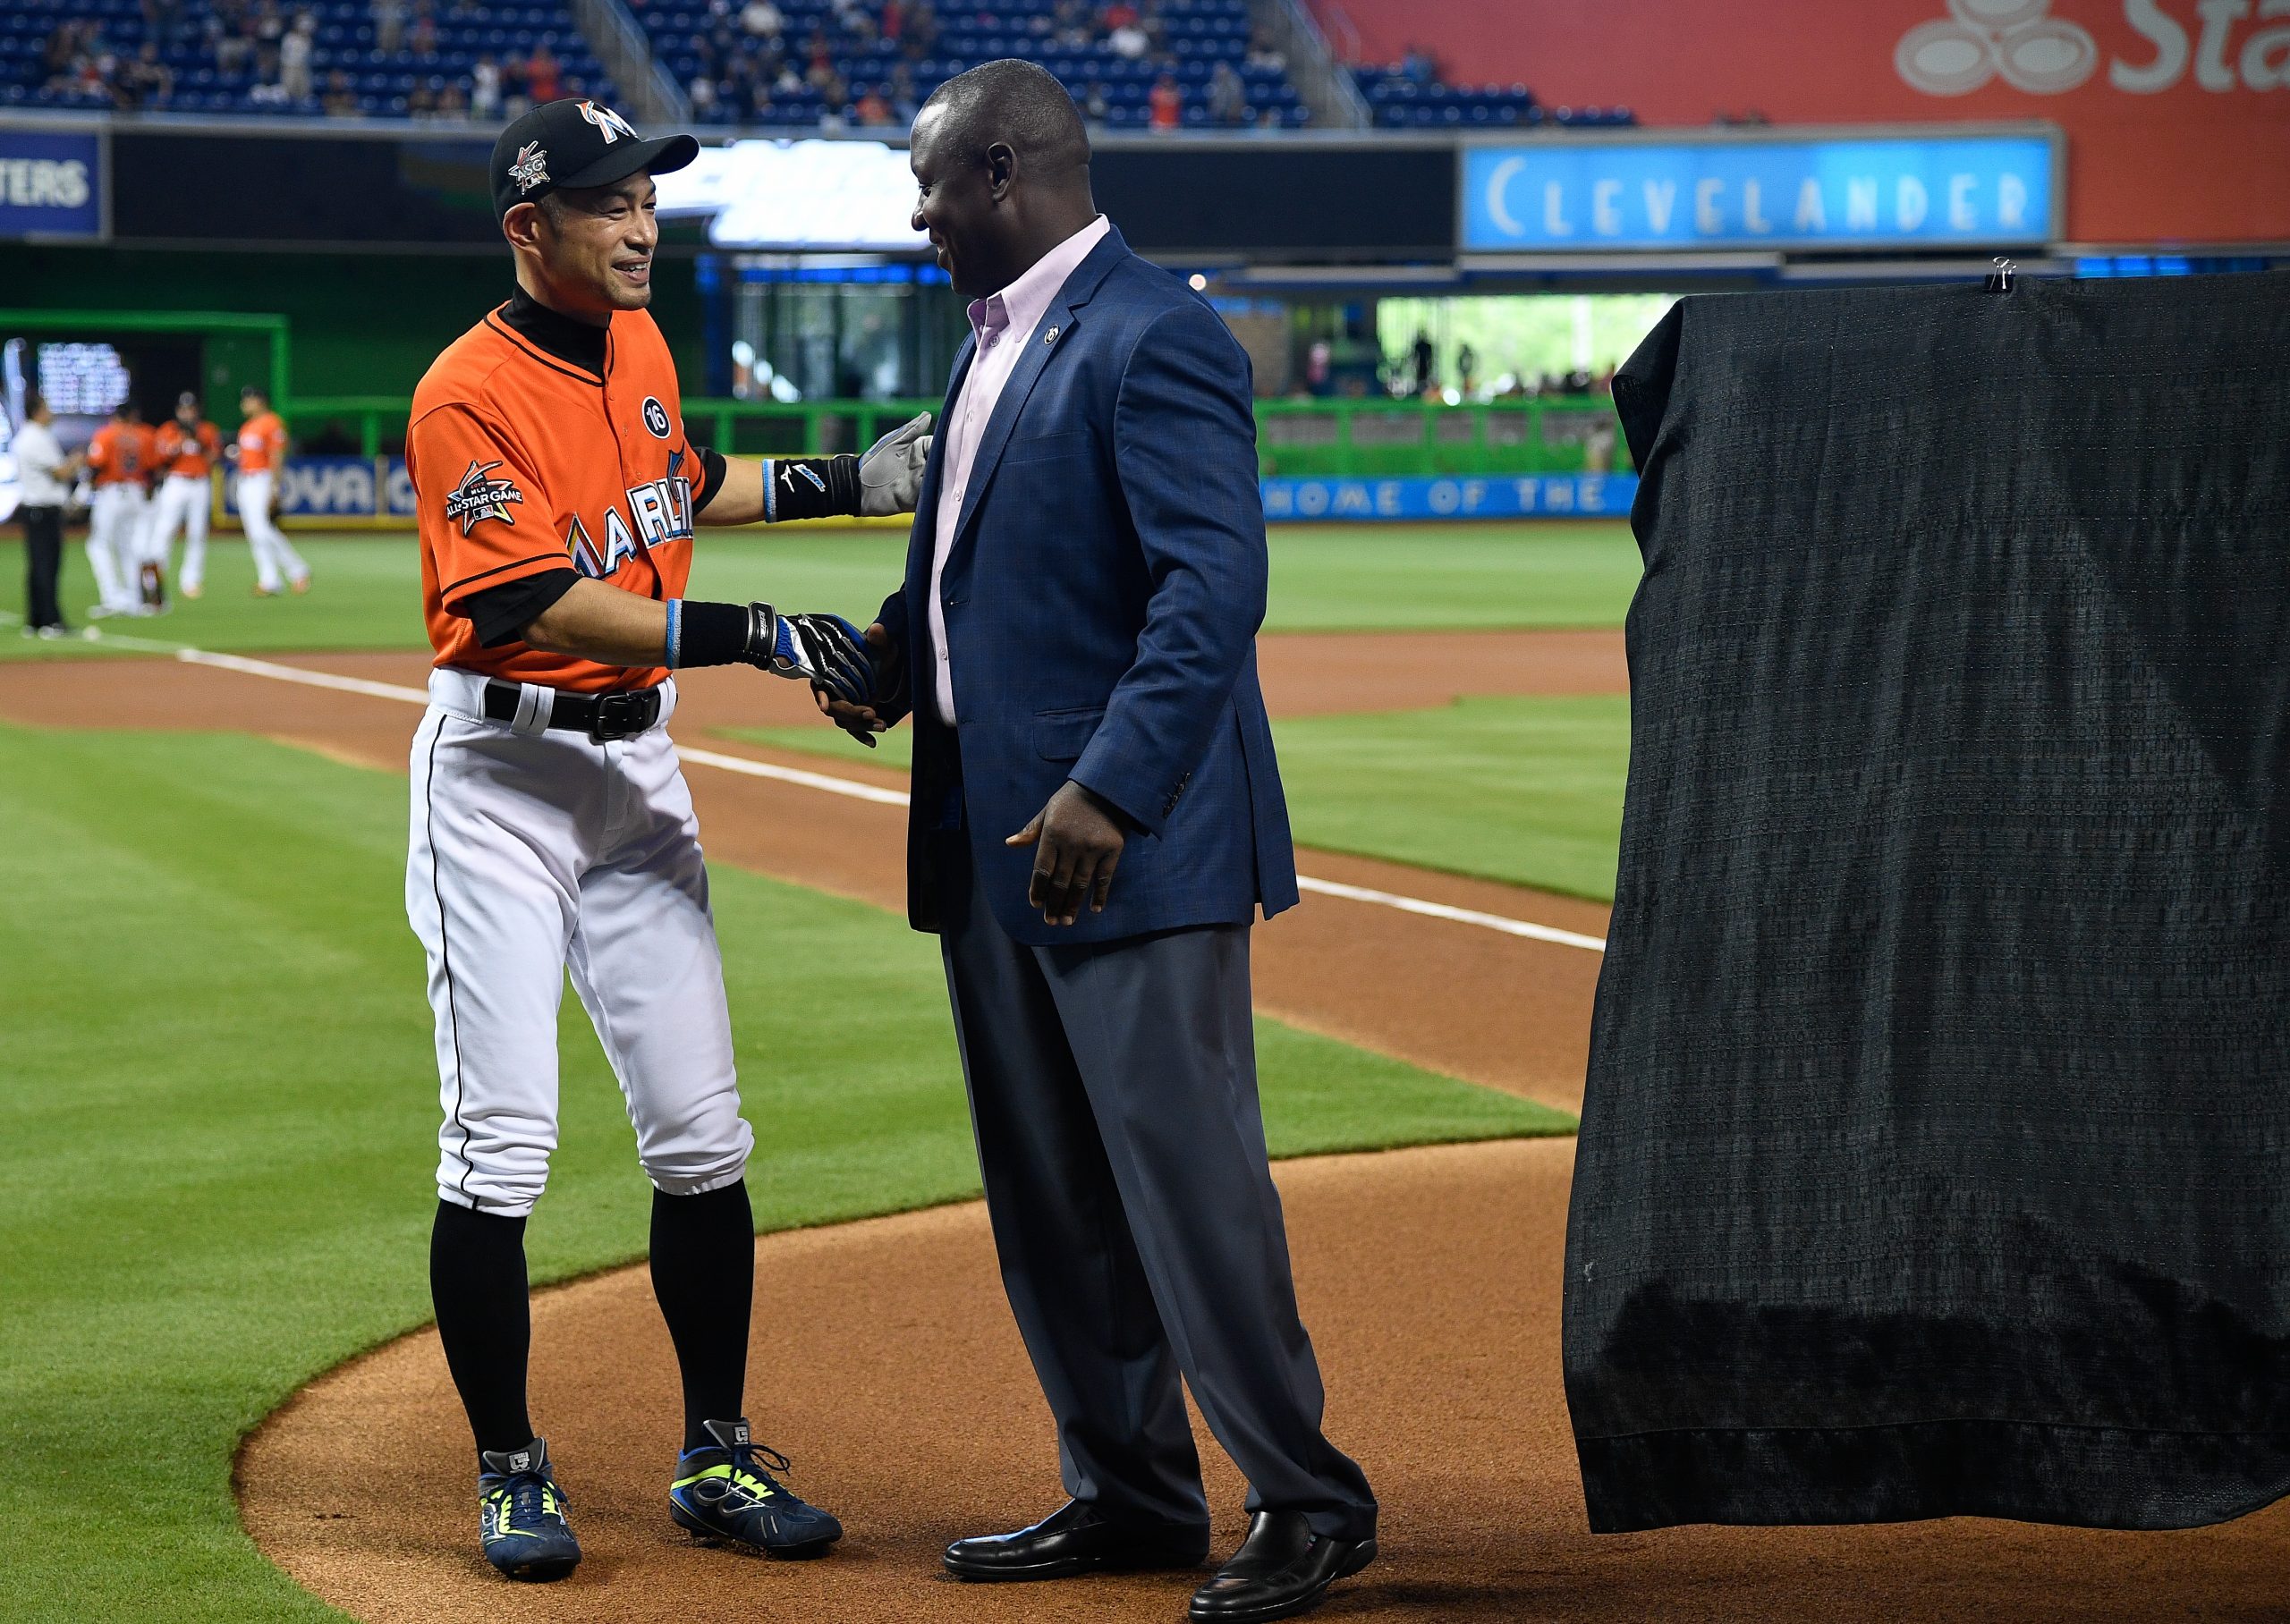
[489,97,700,221]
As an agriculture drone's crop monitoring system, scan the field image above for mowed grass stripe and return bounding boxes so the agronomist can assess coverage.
[0,723,1566,1621]
[0,519,1641,662]
[726,692,1632,904]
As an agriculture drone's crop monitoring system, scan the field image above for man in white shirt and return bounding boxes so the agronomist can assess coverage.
[13,392,78,639]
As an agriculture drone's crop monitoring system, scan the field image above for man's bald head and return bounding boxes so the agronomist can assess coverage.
[909,58,1101,297]
[917,58,1091,190]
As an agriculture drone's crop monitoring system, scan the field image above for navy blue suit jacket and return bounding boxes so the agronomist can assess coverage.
[876,224,1299,947]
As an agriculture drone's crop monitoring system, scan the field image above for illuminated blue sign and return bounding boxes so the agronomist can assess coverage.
[1462,132,2057,253]
[0,125,104,241]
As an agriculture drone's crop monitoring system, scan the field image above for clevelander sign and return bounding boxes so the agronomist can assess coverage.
[1462,131,2057,253]
[0,125,103,241]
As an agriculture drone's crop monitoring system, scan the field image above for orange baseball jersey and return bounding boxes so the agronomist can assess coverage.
[155,420,222,478]
[85,421,150,486]
[406,303,709,693]
[236,410,287,473]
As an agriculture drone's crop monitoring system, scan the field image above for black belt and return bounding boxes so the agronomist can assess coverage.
[483,680,663,742]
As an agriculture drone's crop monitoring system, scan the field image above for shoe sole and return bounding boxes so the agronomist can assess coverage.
[488,1552,581,1582]
[945,1550,1209,1583]
[1187,1538,1378,1624]
[670,1501,840,1560]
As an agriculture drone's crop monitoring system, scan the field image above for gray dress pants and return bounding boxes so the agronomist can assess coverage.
[932,831,1377,1541]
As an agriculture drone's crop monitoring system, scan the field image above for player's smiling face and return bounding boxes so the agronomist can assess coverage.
[530,173,660,320]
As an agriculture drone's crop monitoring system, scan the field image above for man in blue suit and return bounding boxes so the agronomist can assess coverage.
[820,59,1377,1624]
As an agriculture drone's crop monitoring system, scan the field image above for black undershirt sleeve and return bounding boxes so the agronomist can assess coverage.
[691,446,728,517]
[459,568,580,648]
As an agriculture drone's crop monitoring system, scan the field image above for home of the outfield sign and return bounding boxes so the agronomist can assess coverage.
[0,125,104,241]
[1461,131,2058,253]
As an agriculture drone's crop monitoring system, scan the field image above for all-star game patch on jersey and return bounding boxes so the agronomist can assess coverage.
[407,300,712,693]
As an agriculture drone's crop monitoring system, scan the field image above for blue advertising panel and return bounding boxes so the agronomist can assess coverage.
[1462,131,2056,253]
[218,456,416,520]
[0,125,105,241]
[1260,474,1636,522]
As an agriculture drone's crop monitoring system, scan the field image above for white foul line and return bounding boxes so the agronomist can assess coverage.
[162,647,1606,952]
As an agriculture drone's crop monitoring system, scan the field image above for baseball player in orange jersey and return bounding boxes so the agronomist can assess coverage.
[82,401,153,618]
[405,97,930,1583]
[148,393,223,598]
[230,384,310,596]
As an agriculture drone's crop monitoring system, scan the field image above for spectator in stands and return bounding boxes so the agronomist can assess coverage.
[404,81,434,115]
[322,67,357,115]
[1208,59,1245,125]
[690,73,717,114]
[527,41,562,103]
[1102,0,1139,28]
[1082,80,1109,121]
[122,42,174,106]
[881,0,905,47]
[1411,331,1434,394]
[742,0,782,38]
[373,0,406,55]
[888,59,917,118]
[1149,69,1180,129]
[216,15,253,74]
[854,84,894,125]
[1401,45,1436,84]
[832,0,876,42]
[279,13,314,103]
[255,1,285,47]
[1456,343,1477,396]
[1247,26,1285,72]
[903,2,937,59]
[1110,17,1149,59]
[471,53,502,119]
[437,80,468,118]
[409,2,438,56]
[500,49,530,113]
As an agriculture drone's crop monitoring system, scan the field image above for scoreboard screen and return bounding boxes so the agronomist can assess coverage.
[36,343,134,418]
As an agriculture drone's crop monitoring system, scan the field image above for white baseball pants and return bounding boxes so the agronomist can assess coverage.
[406,668,753,1216]
[236,471,309,592]
[148,473,209,588]
[86,486,146,612]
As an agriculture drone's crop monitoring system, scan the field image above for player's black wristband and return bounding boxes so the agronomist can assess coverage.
[664,599,753,668]
[763,454,862,521]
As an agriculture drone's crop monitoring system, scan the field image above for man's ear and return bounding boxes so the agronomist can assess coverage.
[502,200,546,254]
[984,141,1017,199]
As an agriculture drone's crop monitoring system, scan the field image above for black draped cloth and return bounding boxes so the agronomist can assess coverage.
[1565,274,2290,1533]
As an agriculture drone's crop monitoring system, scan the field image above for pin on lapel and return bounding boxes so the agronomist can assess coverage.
[1043,326,1060,345]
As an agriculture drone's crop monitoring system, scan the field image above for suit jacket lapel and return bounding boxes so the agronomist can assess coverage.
[946,226,1133,564]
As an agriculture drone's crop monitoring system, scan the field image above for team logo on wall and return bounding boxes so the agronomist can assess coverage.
[444,460,523,534]
[642,397,672,437]
[1896,0,2099,94]
[508,140,549,194]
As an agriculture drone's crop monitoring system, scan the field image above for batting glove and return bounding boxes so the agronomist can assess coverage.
[745,604,876,707]
[858,412,933,517]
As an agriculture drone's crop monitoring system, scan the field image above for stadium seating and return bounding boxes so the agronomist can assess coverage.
[1,0,615,118]
[1352,64,1632,131]
[650,0,1311,130]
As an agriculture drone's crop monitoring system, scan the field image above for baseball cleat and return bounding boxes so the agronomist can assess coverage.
[253,585,278,597]
[290,576,312,595]
[182,583,203,599]
[668,1418,842,1559]
[478,1437,581,1581]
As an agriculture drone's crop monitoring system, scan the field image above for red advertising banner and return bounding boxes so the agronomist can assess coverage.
[1326,0,2290,246]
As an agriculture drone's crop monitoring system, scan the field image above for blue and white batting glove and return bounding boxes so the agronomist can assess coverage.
[743,604,874,707]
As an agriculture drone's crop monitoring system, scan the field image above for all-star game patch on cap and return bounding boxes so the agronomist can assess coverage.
[489,98,700,221]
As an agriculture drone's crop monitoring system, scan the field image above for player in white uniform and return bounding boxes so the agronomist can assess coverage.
[147,393,221,598]
[82,402,153,618]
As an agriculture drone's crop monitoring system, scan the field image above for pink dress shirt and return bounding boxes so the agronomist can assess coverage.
[928,213,1112,723]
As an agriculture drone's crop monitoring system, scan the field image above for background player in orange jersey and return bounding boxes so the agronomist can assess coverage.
[402,97,929,1584]
[229,383,310,597]
[81,399,154,619]
[147,393,223,600]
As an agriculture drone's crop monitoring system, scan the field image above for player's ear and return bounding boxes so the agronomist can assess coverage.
[502,200,547,254]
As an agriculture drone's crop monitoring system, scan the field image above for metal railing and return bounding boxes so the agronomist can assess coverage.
[283,393,1625,478]
[1251,0,1370,129]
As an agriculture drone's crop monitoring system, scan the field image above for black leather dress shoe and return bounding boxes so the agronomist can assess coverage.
[1188,1511,1377,1622]
[943,1499,1211,1582]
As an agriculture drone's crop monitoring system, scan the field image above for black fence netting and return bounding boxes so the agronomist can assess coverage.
[1565,272,2290,1532]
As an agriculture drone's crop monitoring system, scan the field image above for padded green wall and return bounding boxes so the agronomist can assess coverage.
[12,246,704,401]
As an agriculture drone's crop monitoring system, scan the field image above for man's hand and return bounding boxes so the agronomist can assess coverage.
[859,412,933,516]
[746,604,873,706]
[811,622,903,745]
[1008,781,1128,926]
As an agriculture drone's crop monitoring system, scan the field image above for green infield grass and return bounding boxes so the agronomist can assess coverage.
[0,518,1639,660]
[726,691,1630,902]
[0,721,1568,1621]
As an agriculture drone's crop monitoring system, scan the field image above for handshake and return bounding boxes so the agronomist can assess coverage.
[738,605,903,744]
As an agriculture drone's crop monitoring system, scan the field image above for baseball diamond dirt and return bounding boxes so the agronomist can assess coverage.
[9,632,2287,1620]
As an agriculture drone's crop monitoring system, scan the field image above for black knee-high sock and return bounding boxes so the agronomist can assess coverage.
[650,1180,755,1452]
[430,1199,535,1459]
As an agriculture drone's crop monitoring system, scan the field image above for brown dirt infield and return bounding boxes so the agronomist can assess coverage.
[17,634,2290,1620]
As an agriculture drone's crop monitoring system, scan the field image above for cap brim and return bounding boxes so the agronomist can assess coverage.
[556,132,700,192]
